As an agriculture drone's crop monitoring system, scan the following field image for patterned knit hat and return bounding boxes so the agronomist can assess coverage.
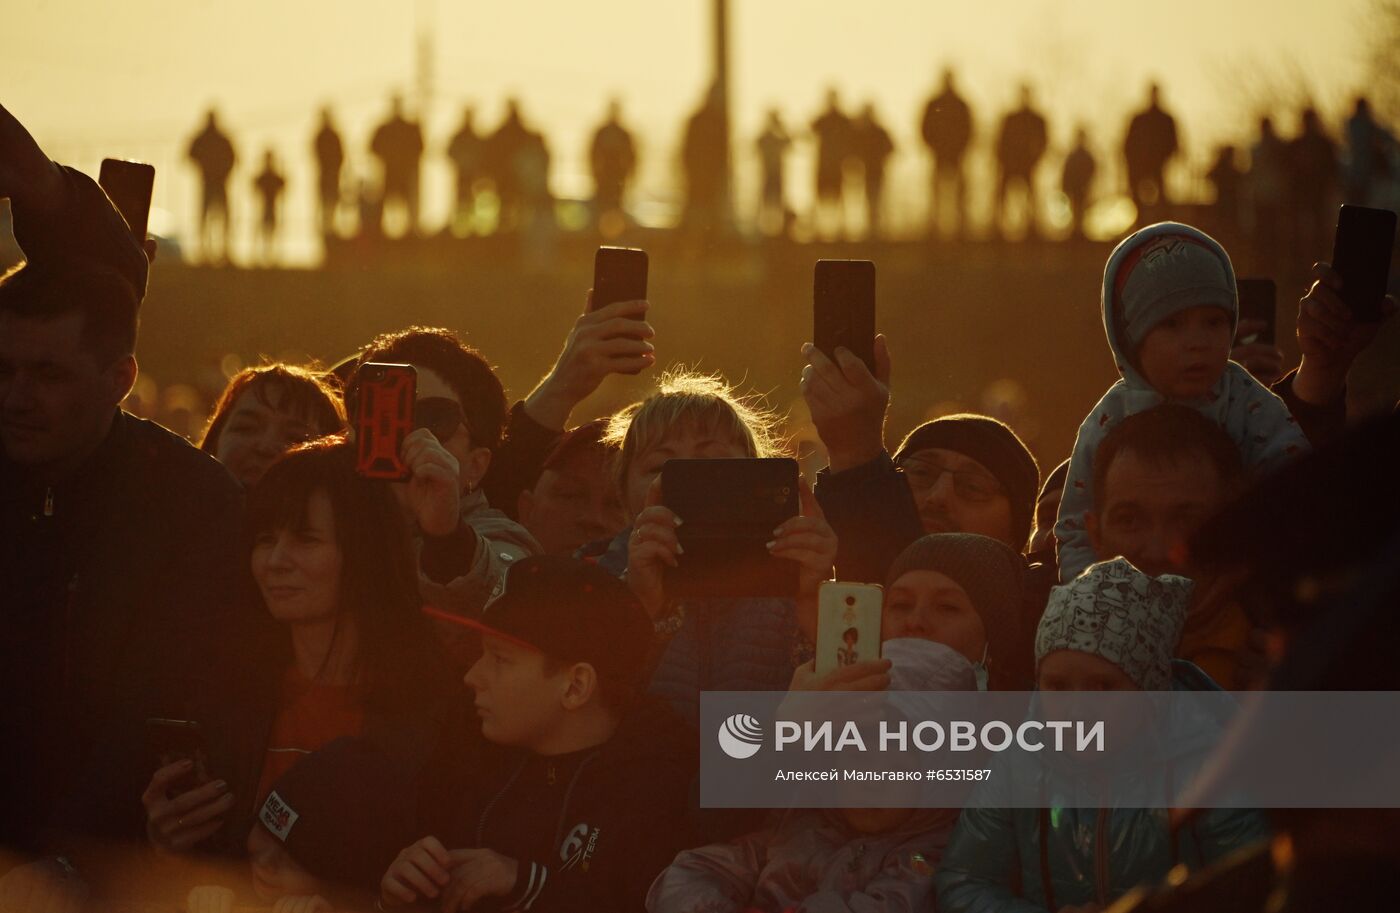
[1035,557,1192,690]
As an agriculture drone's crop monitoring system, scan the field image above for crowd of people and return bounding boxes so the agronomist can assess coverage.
[3,83,1399,913]
[182,76,1400,263]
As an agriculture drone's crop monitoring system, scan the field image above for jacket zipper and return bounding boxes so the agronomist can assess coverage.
[1094,806,1110,907]
[476,760,526,847]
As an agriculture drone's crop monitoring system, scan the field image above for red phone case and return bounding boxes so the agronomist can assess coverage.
[355,364,416,480]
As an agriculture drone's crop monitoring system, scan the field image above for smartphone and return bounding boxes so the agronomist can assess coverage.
[1236,278,1277,346]
[814,259,876,374]
[354,363,416,480]
[592,246,648,314]
[814,582,883,676]
[661,458,800,599]
[145,718,210,794]
[98,158,156,241]
[1331,205,1397,322]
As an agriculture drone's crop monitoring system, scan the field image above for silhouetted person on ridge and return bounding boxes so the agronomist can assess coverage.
[1248,116,1288,264]
[811,87,855,238]
[920,67,974,238]
[994,83,1048,238]
[1123,82,1179,213]
[187,107,236,264]
[681,84,728,236]
[1061,126,1096,239]
[252,148,285,266]
[1206,144,1243,235]
[488,98,533,233]
[1289,107,1340,260]
[447,105,485,232]
[755,108,792,235]
[312,106,344,238]
[369,94,425,236]
[518,126,554,231]
[1344,96,1393,205]
[852,102,894,238]
[589,98,637,228]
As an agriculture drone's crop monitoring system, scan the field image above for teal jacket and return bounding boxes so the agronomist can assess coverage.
[934,662,1270,913]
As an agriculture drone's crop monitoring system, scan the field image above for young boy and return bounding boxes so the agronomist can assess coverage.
[935,558,1269,913]
[379,555,698,913]
[1055,222,1308,581]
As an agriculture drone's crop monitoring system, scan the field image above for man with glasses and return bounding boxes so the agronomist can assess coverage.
[345,328,542,664]
[800,337,1041,585]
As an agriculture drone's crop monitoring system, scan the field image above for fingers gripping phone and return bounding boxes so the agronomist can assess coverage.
[98,158,156,241]
[814,259,876,374]
[661,458,800,599]
[354,363,416,480]
[814,582,883,675]
[1331,205,1396,322]
[1235,278,1277,346]
[145,718,210,794]
[592,246,648,314]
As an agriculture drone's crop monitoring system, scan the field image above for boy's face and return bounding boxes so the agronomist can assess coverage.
[247,824,321,902]
[1136,305,1233,399]
[465,634,569,750]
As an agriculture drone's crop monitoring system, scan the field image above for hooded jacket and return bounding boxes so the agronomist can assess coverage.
[416,697,700,913]
[1055,222,1309,582]
[647,808,958,913]
[933,661,1270,913]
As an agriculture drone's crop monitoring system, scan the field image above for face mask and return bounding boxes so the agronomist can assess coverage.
[972,642,990,691]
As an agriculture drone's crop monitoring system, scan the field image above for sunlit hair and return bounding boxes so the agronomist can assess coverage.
[245,435,444,713]
[199,363,346,455]
[602,367,787,500]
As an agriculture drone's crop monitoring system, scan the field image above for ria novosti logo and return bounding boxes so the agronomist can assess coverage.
[717,713,764,759]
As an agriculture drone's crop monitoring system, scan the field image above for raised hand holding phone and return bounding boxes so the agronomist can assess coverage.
[625,476,682,618]
[801,334,891,472]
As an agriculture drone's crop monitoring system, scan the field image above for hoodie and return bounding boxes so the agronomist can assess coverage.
[1054,222,1309,581]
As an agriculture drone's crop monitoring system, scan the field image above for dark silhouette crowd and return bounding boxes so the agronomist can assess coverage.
[180,77,1400,265]
[3,81,1400,913]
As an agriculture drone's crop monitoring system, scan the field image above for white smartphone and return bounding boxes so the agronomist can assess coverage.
[814,582,884,675]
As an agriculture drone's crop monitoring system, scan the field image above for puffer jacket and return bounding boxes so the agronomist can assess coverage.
[933,662,1270,913]
[581,528,801,728]
[647,808,959,913]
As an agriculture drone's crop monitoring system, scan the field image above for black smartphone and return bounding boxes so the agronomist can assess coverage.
[592,246,648,314]
[145,718,210,794]
[661,458,800,599]
[1236,278,1277,346]
[814,259,876,373]
[98,158,156,241]
[353,363,416,480]
[1331,205,1396,322]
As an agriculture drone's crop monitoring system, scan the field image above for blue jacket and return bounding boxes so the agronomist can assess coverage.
[580,529,800,727]
[933,662,1270,913]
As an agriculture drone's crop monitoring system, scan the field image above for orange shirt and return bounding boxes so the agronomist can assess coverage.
[256,666,366,807]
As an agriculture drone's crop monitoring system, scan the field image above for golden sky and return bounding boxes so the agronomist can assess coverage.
[4,0,1372,259]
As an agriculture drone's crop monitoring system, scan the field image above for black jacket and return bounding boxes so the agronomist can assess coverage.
[413,697,699,913]
[0,410,245,860]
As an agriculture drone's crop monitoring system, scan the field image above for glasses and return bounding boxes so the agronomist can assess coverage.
[897,458,1004,503]
[415,397,469,443]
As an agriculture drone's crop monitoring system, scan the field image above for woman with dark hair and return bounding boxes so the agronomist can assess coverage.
[199,365,345,488]
[140,436,454,907]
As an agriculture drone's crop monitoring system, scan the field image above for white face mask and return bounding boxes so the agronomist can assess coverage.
[972,642,990,691]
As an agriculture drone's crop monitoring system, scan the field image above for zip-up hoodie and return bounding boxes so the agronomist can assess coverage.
[417,696,699,913]
[1055,222,1309,581]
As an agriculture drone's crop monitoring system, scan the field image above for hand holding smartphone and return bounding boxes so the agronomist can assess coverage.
[814,582,883,675]
[592,246,648,314]
[353,363,416,480]
[145,718,210,794]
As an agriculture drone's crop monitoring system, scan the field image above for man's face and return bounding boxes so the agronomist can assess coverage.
[464,634,568,750]
[519,448,627,556]
[898,447,1017,548]
[0,310,128,472]
[1087,449,1225,577]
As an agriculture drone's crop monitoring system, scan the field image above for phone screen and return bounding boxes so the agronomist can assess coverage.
[1331,205,1397,322]
[98,158,156,240]
[592,247,648,313]
[814,259,877,373]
